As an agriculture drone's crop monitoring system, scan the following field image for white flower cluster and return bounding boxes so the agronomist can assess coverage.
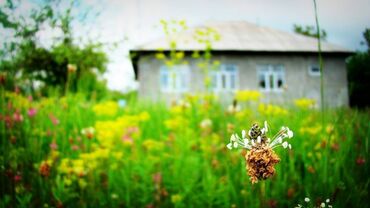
[81,127,95,135]
[296,197,332,208]
[226,121,293,150]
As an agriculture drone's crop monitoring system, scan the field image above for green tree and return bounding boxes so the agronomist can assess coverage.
[0,0,109,97]
[346,28,370,108]
[293,24,327,40]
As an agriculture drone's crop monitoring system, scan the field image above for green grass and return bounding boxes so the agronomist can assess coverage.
[0,91,369,208]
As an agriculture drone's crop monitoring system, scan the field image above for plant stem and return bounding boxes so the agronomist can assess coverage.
[313,0,325,121]
[65,72,70,96]
[259,181,266,208]
[313,0,329,187]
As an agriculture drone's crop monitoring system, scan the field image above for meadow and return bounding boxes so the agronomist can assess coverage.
[0,89,369,208]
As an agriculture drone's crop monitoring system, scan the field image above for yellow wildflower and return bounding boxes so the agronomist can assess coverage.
[164,116,188,131]
[78,179,88,189]
[171,194,183,204]
[93,101,118,117]
[258,104,288,116]
[235,90,262,102]
[294,98,316,109]
[142,139,165,152]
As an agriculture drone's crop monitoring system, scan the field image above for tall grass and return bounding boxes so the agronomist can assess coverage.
[0,91,369,207]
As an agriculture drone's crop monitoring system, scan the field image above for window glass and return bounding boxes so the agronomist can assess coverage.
[221,74,226,89]
[160,72,168,89]
[230,74,235,89]
[160,65,190,92]
[257,65,285,92]
[211,64,238,91]
[309,65,320,76]
[258,73,266,88]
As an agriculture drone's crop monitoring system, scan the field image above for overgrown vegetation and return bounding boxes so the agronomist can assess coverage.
[0,88,369,207]
[0,0,111,99]
[0,1,369,207]
[346,29,370,108]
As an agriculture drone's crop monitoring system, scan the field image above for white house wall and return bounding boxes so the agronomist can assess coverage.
[137,54,349,107]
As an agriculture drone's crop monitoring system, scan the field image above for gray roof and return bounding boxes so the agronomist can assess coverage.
[133,21,352,53]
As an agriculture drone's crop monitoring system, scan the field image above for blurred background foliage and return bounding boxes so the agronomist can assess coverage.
[293,24,370,109]
[0,0,110,99]
[346,29,370,109]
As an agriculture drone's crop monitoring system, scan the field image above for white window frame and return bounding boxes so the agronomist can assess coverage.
[308,65,321,76]
[257,65,285,92]
[210,64,239,92]
[159,65,190,93]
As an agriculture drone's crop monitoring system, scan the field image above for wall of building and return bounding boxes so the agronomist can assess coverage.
[137,53,349,107]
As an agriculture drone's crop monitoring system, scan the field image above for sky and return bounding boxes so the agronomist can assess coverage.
[2,0,370,92]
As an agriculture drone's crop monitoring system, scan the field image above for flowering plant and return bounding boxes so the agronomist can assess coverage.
[227,121,294,183]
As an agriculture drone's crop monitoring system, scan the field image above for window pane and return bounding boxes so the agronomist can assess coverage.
[160,73,168,89]
[276,66,284,89]
[257,65,285,91]
[160,67,169,91]
[258,73,266,89]
[311,66,320,72]
[222,74,226,89]
[170,72,177,89]
[180,73,187,90]
[211,73,217,89]
[225,65,236,72]
[276,73,284,88]
[269,74,274,89]
[230,74,235,89]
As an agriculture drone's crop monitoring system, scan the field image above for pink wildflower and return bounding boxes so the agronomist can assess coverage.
[356,157,366,165]
[49,114,59,125]
[50,142,58,150]
[152,172,162,185]
[14,174,22,182]
[13,111,23,122]
[71,145,79,151]
[121,135,133,144]
[28,108,37,117]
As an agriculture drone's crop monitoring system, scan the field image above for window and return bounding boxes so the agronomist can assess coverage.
[160,65,190,92]
[257,65,285,92]
[210,64,238,91]
[308,65,321,76]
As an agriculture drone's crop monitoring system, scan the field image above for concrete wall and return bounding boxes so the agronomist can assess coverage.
[137,53,349,107]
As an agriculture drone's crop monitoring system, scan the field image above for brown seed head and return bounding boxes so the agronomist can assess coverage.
[245,146,280,184]
[39,162,51,177]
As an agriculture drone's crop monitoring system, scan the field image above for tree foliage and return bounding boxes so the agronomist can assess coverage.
[0,0,109,97]
[293,24,327,40]
[346,29,370,108]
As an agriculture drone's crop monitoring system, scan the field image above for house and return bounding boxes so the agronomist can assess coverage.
[129,21,352,107]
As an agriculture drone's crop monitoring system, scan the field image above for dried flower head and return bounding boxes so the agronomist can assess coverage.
[39,161,52,177]
[226,121,294,184]
[67,64,77,73]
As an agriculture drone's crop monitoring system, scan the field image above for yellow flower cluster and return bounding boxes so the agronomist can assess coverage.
[56,147,124,188]
[299,125,322,137]
[5,92,31,109]
[184,93,218,104]
[164,116,188,131]
[58,158,85,176]
[235,90,261,102]
[142,139,165,152]
[235,109,253,121]
[169,105,189,115]
[258,104,288,116]
[294,98,316,109]
[93,101,119,117]
[171,194,183,204]
[95,112,150,147]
